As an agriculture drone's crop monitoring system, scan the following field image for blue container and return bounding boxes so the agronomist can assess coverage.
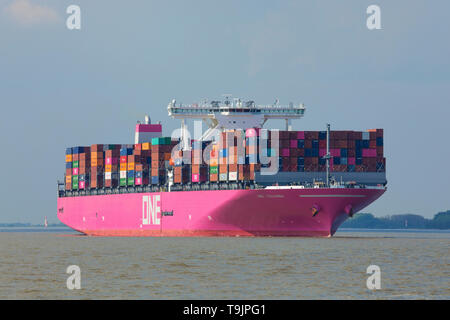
[297,140,305,148]
[319,131,327,140]
[297,165,305,172]
[312,149,319,157]
[333,157,341,165]
[347,165,355,172]
[356,157,363,165]
[73,146,84,154]
[356,149,362,158]
[79,174,85,181]
[66,162,73,169]
[136,171,143,178]
[305,149,312,157]
[128,170,135,178]
[297,157,305,165]
[248,154,257,164]
[341,157,347,165]
[376,162,385,171]
[65,147,72,155]
[312,140,319,149]
[362,140,370,148]
[340,149,348,157]
[319,158,326,165]
[376,137,383,146]
[219,149,227,157]
[151,176,159,184]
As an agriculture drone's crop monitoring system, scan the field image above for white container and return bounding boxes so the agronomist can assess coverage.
[120,171,127,179]
[105,172,112,180]
[228,172,237,181]
[362,132,370,140]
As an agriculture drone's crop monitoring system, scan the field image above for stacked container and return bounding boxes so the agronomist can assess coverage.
[120,147,133,187]
[150,137,172,185]
[104,145,120,188]
[65,148,73,190]
[191,140,208,183]
[64,128,385,189]
[78,147,91,190]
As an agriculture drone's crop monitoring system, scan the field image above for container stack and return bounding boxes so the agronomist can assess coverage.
[191,140,208,183]
[63,128,385,190]
[104,145,120,188]
[78,147,91,190]
[132,143,151,186]
[90,145,103,189]
[150,137,172,185]
[120,147,133,187]
[65,148,73,190]
[209,144,219,182]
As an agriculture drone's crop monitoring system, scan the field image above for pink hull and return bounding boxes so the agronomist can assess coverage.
[57,188,385,237]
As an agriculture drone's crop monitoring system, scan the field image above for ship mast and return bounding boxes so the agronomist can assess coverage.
[325,123,331,187]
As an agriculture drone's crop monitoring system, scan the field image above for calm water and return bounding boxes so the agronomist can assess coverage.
[0,228,448,299]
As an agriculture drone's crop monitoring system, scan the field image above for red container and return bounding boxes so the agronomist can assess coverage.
[319,149,326,157]
[281,148,290,157]
[376,146,383,157]
[330,149,340,157]
[376,129,384,138]
[297,131,305,139]
[120,156,127,163]
[319,140,326,148]
[362,149,377,157]
[290,140,298,148]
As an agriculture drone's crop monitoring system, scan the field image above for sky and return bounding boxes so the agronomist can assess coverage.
[0,0,449,223]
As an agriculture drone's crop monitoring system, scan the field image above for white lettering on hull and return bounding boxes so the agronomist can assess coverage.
[142,195,161,225]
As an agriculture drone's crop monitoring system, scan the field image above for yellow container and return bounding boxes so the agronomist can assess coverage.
[142,142,151,150]
[65,154,72,162]
[66,175,72,183]
[127,162,135,171]
[105,164,112,172]
[120,163,127,171]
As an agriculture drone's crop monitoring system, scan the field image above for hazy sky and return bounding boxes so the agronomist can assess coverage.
[0,0,449,223]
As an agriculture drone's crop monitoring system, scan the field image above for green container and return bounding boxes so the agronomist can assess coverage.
[73,160,79,168]
[120,178,127,186]
[127,177,134,186]
[72,175,79,183]
[152,137,171,145]
[209,166,218,174]
[72,181,78,189]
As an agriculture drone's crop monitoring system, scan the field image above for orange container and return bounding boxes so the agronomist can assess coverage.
[65,154,72,162]
[127,162,135,171]
[142,142,151,150]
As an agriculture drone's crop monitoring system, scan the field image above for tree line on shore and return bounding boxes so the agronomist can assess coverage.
[341,210,450,229]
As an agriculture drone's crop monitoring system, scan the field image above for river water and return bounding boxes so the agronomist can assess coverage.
[0,228,448,299]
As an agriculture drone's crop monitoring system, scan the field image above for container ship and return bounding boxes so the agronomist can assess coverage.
[57,98,386,237]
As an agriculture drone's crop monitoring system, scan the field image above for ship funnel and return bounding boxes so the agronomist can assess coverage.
[144,115,150,124]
